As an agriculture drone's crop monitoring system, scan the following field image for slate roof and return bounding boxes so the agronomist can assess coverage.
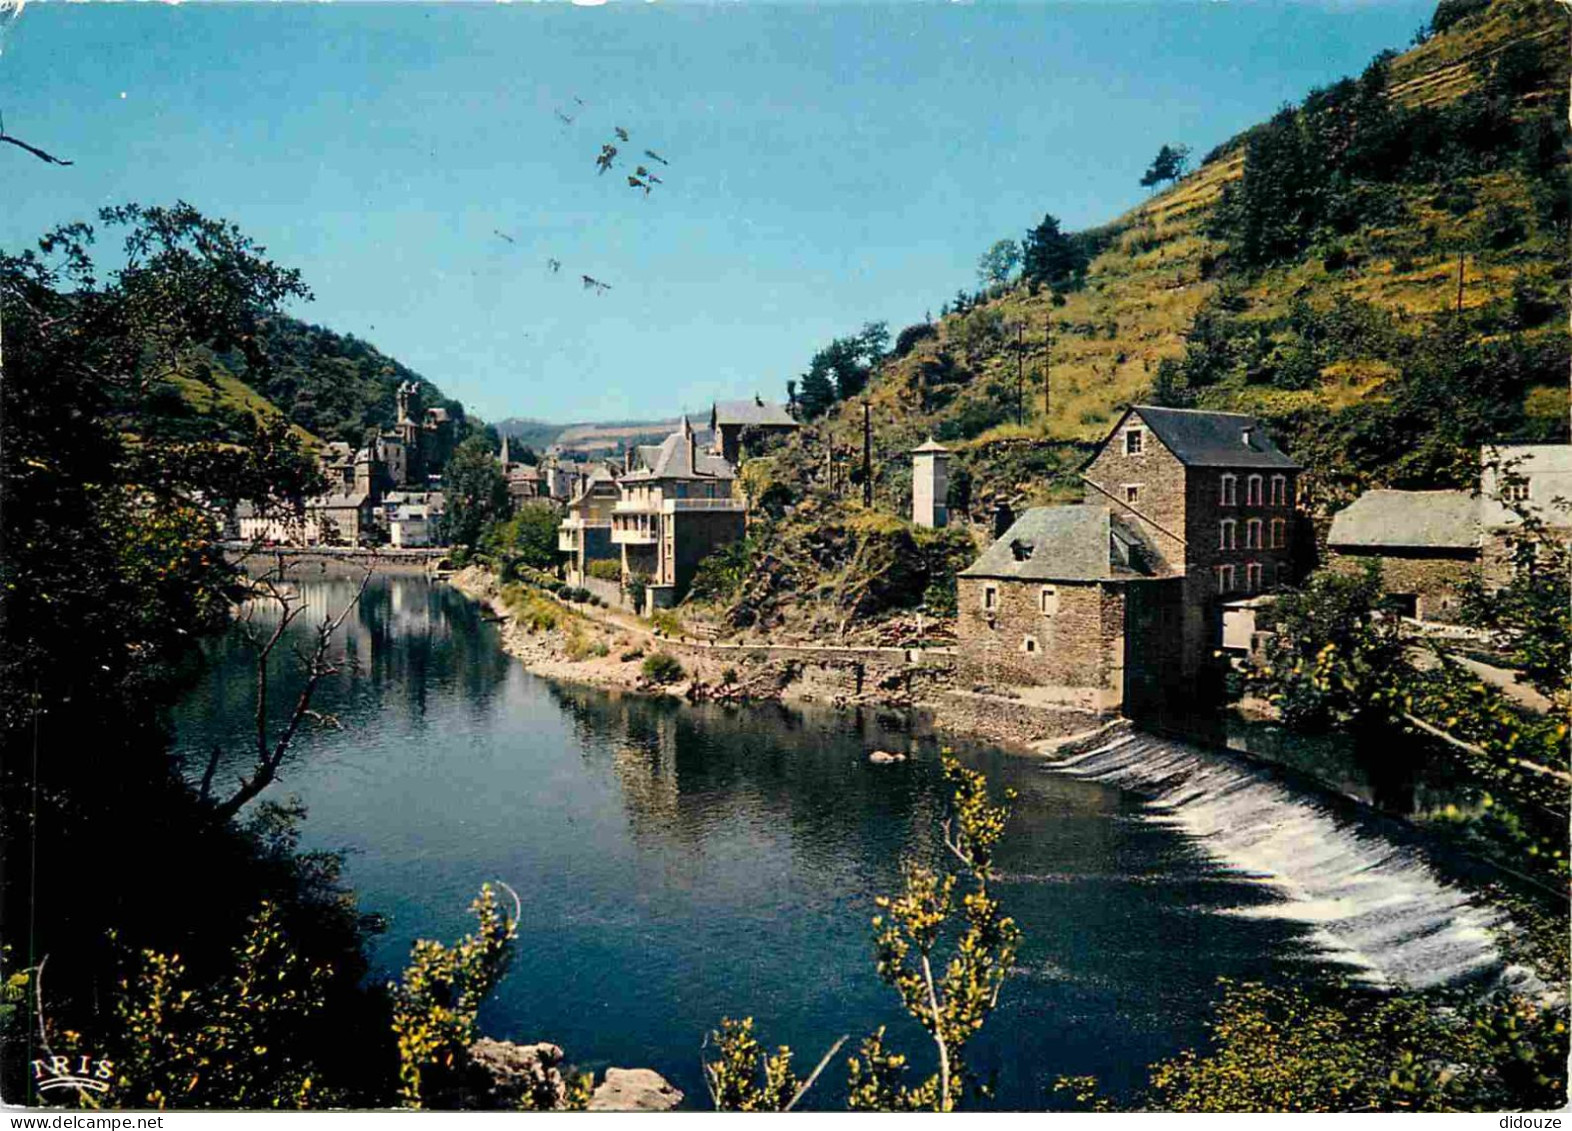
[912,439,951,454]
[959,505,1163,582]
[1328,489,1480,551]
[309,490,371,510]
[711,399,798,429]
[621,423,736,482]
[1122,405,1302,470]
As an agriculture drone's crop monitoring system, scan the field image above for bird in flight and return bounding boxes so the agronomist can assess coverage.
[494,229,517,244]
[555,110,575,126]
[627,174,650,195]
[635,165,662,186]
[546,258,562,274]
[596,144,618,175]
[582,275,612,294]
[614,126,629,142]
[643,149,669,166]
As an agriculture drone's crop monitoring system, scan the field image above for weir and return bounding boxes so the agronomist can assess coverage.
[1045,730,1540,994]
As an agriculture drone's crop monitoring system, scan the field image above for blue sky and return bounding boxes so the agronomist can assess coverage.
[0,1,1435,423]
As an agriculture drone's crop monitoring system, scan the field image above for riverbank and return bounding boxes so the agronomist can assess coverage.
[447,565,1106,750]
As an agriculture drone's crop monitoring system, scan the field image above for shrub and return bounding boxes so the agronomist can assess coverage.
[721,666,739,685]
[893,322,938,358]
[587,559,621,582]
[650,609,684,638]
[641,652,684,684]
[572,587,591,603]
[620,648,645,663]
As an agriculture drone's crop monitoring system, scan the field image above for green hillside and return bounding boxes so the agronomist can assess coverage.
[769,0,1568,521]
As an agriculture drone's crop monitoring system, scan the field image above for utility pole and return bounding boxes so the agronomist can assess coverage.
[1455,251,1466,314]
[1014,322,1025,426]
[1043,314,1053,424]
[861,401,873,508]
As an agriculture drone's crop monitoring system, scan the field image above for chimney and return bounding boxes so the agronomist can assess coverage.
[992,502,1015,539]
[624,446,634,473]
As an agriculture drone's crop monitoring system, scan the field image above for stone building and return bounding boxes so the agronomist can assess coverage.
[1326,489,1479,622]
[611,417,745,614]
[1480,443,1572,584]
[911,439,951,529]
[956,505,1182,711]
[708,398,799,465]
[1081,405,1301,677]
[954,405,1301,712]
[559,466,622,586]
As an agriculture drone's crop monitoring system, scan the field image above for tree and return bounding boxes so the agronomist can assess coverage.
[443,436,511,548]
[976,239,1021,289]
[1139,143,1192,189]
[1021,213,1087,292]
[484,502,559,572]
[796,356,838,420]
[704,755,1020,1112]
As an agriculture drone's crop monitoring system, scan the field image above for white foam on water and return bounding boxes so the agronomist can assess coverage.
[1048,732,1535,993]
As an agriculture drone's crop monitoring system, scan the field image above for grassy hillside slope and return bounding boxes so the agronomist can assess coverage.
[691,0,1568,639]
[779,0,1567,521]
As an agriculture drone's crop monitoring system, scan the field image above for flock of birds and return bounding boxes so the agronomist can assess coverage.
[489,97,675,298]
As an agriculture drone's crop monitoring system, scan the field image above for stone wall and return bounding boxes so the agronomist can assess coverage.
[1328,548,1478,622]
[1084,420,1189,567]
[955,576,1122,693]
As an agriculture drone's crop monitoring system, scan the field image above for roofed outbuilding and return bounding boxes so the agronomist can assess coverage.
[1327,489,1479,551]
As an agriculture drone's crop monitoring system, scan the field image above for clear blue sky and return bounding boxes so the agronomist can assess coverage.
[0,1,1435,423]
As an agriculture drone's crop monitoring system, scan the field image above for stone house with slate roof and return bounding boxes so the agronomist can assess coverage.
[957,406,1302,711]
[958,505,1183,710]
[1326,489,1480,622]
[708,398,799,465]
[611,417,746,613]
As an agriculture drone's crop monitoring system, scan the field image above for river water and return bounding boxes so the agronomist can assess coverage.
[171,574,1507,1109]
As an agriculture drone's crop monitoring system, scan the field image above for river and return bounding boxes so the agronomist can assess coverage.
[170,574,1505,1109]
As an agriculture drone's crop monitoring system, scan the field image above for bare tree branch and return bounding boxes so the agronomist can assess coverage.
[0,131,72,166]
[209,558,375,821]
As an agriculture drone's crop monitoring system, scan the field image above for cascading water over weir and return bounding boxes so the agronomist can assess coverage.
[1045,729,1541,994]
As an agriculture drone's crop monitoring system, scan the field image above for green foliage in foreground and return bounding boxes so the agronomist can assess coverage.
[704,755,1019,1112]
[1061,979,1567,1113]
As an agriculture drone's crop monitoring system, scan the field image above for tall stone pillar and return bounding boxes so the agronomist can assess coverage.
[911,439,951,528]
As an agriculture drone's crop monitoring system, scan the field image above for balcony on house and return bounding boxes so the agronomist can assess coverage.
[558,516,611,552]
[611,511,658,544]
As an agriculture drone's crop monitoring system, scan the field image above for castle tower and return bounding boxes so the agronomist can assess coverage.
[911,439,950,528]
[500,434,512,471]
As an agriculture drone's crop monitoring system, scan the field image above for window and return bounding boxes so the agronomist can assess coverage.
[1270,475,1287,507]
[1040,587,1058,616]
[1125,428,1144,456]
[1125,484,1141,504]
[1246,562,1263,592]
[1245,518,1262,549]
[983,585,998,610]
[1247,474,1263,506]
[1219,519,1237,550]
[1220,474,1237,506]
[1504,479,1531,503]
[1270,518,1286,549]
[1022,637,1038,654]
[1215,564,1236,594]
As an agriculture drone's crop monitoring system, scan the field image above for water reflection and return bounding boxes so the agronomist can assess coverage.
[173,576,1341,1109]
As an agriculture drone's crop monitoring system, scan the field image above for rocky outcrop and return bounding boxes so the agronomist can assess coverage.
[588,1067,684,1112]
[465,1039,683,1112]
[466,1038,570,1110]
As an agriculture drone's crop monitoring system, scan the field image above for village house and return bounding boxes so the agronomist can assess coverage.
[559,465,622,586]
[957,506,1181,711]
[1479,443,1572,582]
[707,397,799,465]
[611,417,745,614]
[383,489,447,548]
[955,405,1302,712]
[1325,490,1480,622]
[1323,443,1571,619]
